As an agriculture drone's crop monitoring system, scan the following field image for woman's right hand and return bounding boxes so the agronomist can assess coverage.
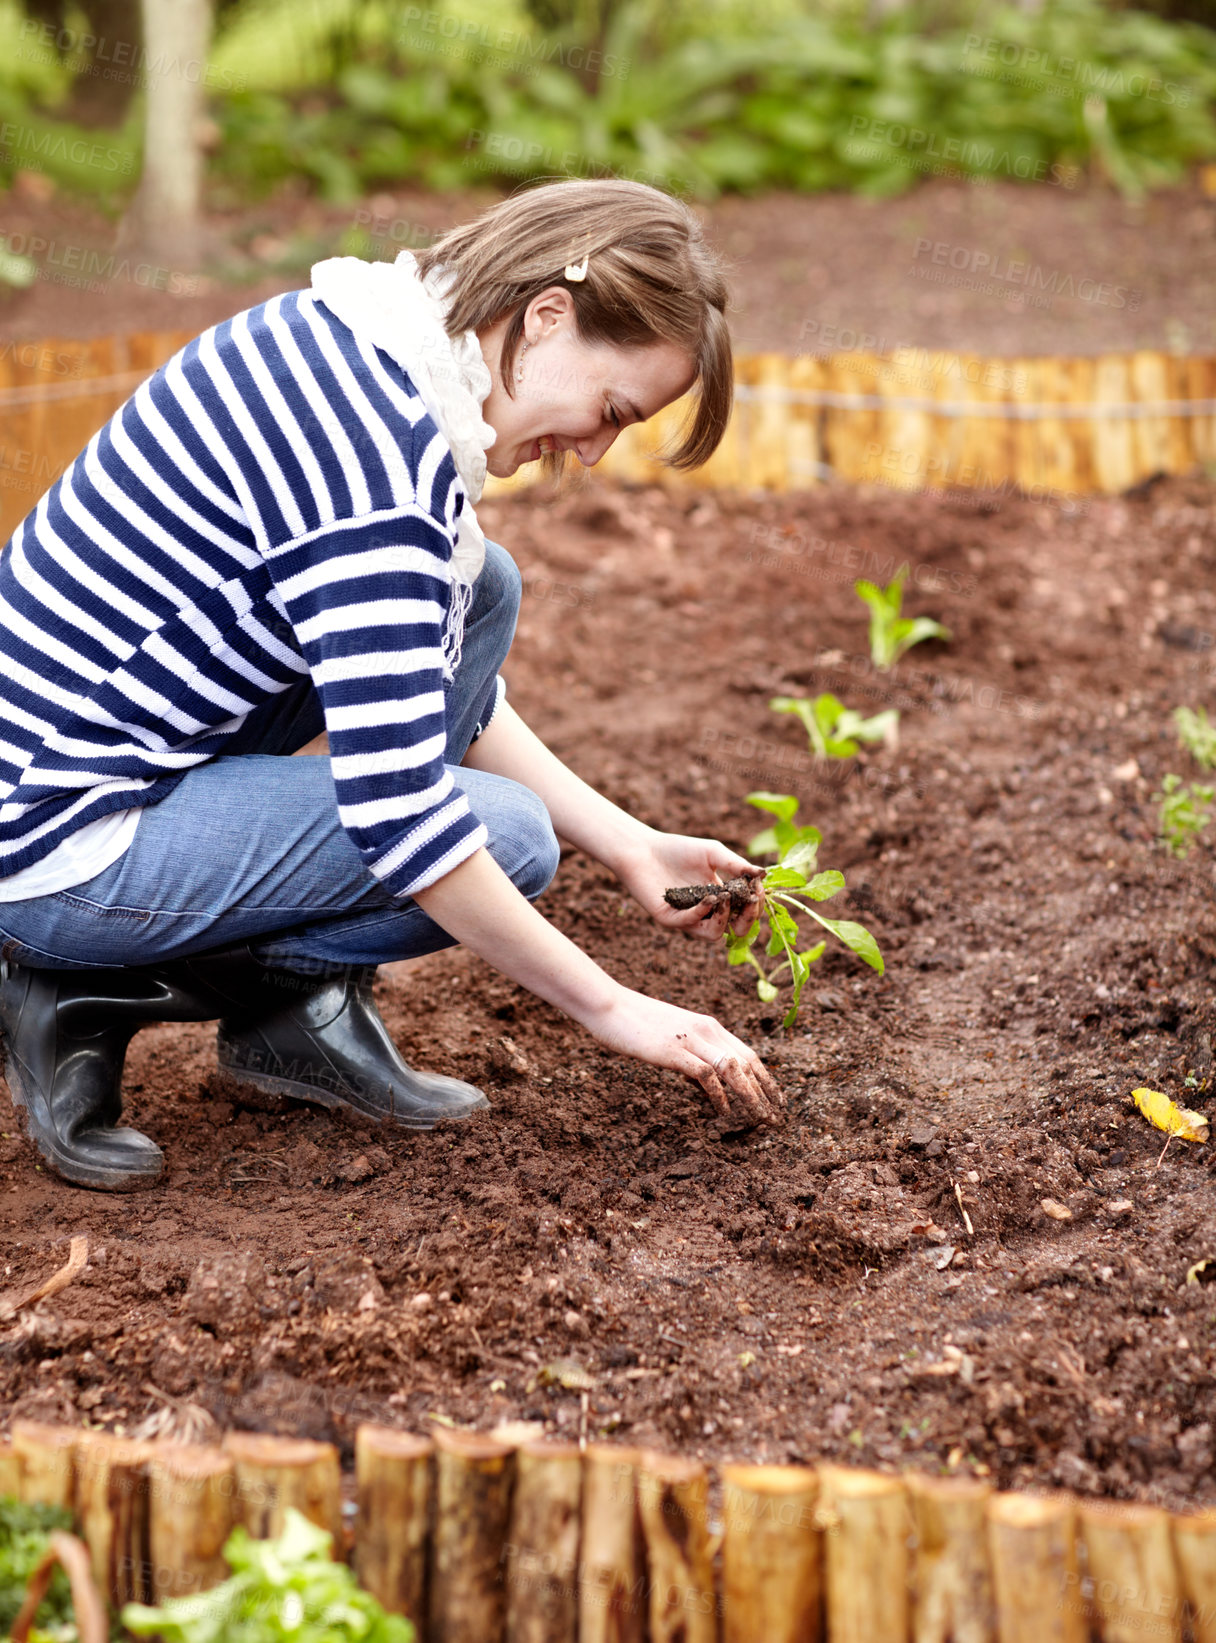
[413,850,785,1126]
[580,989,786,1127]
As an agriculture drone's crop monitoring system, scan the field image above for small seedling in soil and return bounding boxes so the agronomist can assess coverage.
[770,692,898,759]
[665,793,883,1030]
[855,564,950,671]
[1175,705,1216,771]
[1156,772,1214,858]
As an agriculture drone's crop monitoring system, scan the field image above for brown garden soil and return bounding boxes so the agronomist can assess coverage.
[4,467,1216,1510]
[2,171,1215,357]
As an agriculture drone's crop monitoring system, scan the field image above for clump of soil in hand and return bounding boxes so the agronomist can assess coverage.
[664,877,759,916]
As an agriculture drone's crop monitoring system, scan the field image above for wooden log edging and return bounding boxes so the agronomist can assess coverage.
[2,337,1214,551]
[4,1422,1215,1641]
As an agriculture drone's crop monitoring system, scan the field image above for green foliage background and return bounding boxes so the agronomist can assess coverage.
[1,0,1216,205]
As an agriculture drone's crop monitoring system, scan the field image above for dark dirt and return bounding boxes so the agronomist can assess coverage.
[2,171,1215,358]
[663,879,759,916]
[3,467,1216,1509]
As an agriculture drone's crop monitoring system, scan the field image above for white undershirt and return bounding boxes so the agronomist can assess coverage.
[0,807,143,902]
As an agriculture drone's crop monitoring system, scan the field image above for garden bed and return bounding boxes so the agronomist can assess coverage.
[2,469,1215,1510]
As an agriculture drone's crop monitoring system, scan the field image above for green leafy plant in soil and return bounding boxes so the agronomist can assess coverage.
[1156,771,1213,857]
[1155,704,1216,856]
[0,1496,76,1637]
[1176,704,1216,770]
[770,692,898,759]
[0,244,38,290]
[728,791,883,1029]
[854,566,951,672]
[122,1508,414,1643]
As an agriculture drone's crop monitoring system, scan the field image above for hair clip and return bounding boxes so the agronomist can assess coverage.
[564,251,589,282]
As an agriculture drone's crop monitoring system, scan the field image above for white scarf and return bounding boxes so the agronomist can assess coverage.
[309,250,496,678]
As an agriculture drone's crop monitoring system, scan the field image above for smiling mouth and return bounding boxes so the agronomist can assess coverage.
[531,435,557,460]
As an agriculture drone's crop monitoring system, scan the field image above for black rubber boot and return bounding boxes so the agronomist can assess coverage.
[0,961,221,1190]
[195,952,489,1130]
[0,950,488,1190]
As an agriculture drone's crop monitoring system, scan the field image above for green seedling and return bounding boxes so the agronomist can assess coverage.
[855,565,950,671]
[1175,705,1216,772]
[770,693,899,759]
[0,248,37,292]
[726,792,883,1030]
[1156,772,1214,859]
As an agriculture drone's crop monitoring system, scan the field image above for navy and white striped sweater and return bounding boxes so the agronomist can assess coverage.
[0,290,498,896]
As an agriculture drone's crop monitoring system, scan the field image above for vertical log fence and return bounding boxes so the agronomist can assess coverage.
[2,335,1215,549]
[4,1420,1216,1641]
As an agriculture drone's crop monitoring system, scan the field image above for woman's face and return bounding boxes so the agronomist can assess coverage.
[479,287,697,479]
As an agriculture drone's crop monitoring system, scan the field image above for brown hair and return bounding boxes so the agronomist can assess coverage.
[415,177,732,471]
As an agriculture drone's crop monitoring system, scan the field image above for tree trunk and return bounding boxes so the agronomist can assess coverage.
[126,0,212,266]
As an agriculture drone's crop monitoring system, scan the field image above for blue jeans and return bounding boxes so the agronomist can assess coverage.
[0,541,559,973]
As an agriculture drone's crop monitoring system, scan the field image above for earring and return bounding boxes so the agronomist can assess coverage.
[515,339,530,384]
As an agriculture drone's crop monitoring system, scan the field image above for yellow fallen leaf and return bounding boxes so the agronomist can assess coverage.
[1132,1087,1210,1144]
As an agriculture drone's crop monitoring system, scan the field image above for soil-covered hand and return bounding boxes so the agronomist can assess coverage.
[619,830,763,942]
[582,991,785,1127]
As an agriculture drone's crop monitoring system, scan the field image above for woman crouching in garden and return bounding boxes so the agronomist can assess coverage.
[0,177,783,1191]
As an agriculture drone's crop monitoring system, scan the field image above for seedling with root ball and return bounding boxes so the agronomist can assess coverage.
[665,793,883,1030]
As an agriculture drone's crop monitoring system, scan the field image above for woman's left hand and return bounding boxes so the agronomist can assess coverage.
[618,830,764,943]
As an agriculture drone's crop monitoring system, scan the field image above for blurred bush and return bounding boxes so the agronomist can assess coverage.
[0,0,140,199]
[205,0,1216,200]
[3,0,1216,204]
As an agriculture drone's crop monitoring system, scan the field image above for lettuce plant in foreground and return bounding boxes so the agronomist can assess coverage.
[728,792,884,1029]
[122,1509,413,1643]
